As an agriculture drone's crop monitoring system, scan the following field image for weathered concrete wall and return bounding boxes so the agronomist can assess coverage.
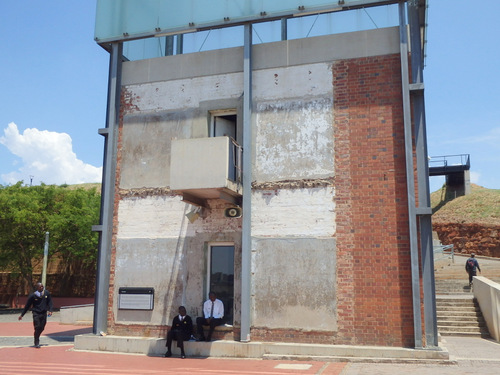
[108,27,407,346]
[112,195,242,333]
[252,237,336,330]
[474,276,500,342]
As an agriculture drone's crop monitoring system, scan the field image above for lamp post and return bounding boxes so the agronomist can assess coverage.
[42,232,49,286]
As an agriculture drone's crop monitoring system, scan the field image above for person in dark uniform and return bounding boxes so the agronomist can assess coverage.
[165,306,193,358]
[18,282,53,348]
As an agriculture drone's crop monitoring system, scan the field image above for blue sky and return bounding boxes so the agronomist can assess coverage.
[1,1,499,192]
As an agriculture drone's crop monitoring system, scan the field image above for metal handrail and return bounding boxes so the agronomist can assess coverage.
[433,244,454,263]
[428,154,470,169]
[229,138,242,184]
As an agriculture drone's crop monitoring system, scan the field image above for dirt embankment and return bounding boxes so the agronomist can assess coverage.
[431,184,500,257]
[433,223,500,258]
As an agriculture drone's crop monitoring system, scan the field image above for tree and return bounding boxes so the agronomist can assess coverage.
[0,182,100,295]
[48,186,100,295]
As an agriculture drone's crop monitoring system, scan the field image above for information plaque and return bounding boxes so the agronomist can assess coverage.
[118,287,154,310]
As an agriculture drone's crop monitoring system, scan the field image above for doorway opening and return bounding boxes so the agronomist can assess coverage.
[208,244,234,325]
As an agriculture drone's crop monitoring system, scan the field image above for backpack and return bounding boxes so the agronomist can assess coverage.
[466,259,475,271]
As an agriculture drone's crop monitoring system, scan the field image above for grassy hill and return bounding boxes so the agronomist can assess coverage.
[431,184,500,225]
[64,183,101,191]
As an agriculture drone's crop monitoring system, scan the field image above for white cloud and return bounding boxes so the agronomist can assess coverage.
[443,127,500,146]
[0,122,102,185]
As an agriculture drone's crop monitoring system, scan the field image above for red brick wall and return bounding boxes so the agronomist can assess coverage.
[106,88,128,333]
[333,54,415,347]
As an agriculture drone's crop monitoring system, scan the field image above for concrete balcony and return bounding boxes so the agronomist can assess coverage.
[170,136,242,207]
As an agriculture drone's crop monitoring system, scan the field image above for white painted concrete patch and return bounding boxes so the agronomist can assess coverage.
[252,187,335,237]
[275,363,312,370]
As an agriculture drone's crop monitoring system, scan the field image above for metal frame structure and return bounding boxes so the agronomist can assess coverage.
[92,43,122,335]
[399,0,437,348]
[94,0,437,348]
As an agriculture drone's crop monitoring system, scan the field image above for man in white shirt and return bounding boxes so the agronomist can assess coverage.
[196,291,224,341]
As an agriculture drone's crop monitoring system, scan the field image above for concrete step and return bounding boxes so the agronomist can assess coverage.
[439,330,489,338]
[436,300,479,310]
[74,335,451,362]
[437,308,479,313]
[437,312,483,318]
[437,325,487,334]
[435,296,490,337]
[437,319,486,327]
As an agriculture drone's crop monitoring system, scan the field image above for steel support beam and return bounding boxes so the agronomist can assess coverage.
[93,42,122,335]
[281,18,287,41]
[240,23,253,342]
[399,2,422,349]
[408,0,438,347]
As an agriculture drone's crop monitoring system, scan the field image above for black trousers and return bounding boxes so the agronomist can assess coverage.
[196,317,223,340]
[468,270,477,284]
[166,330,190,353]
[32,312,47,346]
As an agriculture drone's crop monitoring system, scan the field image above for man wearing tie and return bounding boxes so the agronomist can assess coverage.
[196,291,224,342]
[165,306,193,358]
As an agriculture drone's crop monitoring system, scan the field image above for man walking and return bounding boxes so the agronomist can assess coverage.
[465,253,481,287]
[18,282,53,348]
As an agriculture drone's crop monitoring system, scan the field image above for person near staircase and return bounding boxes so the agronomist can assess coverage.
[196,292,224,342]
[465,253,481,286]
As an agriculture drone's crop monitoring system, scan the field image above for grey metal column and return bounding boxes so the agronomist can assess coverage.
[165,35,174,56]
[408,0,438,347]
[240,23,252,342]
[93,42,122,335]
[281,18,287,41]
[176,34,184,55]
[398,2,422,348]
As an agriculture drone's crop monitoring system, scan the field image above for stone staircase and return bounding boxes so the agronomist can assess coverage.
[435,280,490,337]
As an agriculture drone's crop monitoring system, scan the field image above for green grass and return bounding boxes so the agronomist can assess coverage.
[62,183,102,191]
[431,184,500,225]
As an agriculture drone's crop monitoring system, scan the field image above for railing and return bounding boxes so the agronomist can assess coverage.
[433,244,454,263]
[428,154,470,170]
[229,138,242,184]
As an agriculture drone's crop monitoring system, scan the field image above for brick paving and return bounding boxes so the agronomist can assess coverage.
[1,257,500,375]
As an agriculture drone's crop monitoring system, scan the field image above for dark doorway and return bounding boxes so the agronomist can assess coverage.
[209,245,234,325]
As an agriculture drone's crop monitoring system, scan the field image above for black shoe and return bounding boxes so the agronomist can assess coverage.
[34,344,41,349]
[164,351,172,357]
[181,353,186,359]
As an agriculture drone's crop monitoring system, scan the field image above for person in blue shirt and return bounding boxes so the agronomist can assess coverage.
[465,253,481,287]
[18,282,53,348]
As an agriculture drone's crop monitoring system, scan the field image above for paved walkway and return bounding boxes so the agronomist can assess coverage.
[2,258,499,374]
[1,311,500,374]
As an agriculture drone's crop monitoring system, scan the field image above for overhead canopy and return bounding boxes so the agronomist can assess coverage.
[95,0,408,44]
